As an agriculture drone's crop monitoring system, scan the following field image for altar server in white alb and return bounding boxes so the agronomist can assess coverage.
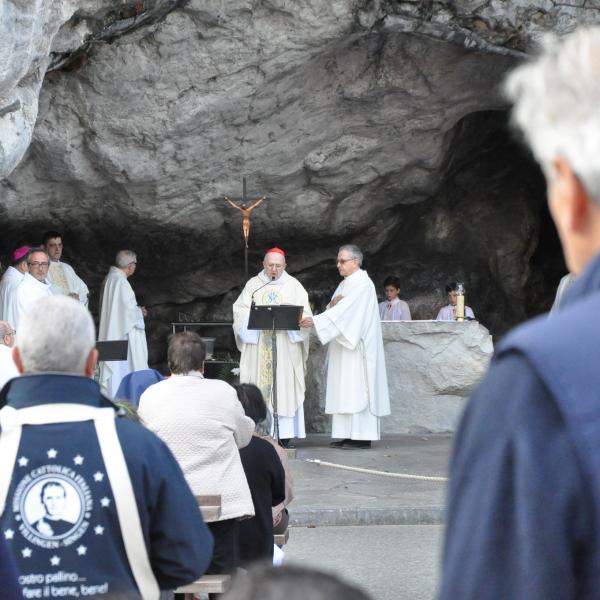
[15,249,54,329]
[98,250,148,398]
[43,231,89,306]
[233,248,312,445]
[0,246,29,324]
[301,245,390,449]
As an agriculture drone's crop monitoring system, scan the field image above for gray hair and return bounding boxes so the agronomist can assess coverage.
[115,250,137,269]
[17,296,95,374]
[339,244,363,266]
[222,564,373,600]
[504,27,600,203]
[0,321,12,339]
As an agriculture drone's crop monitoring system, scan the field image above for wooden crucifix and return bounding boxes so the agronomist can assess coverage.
[224,177,266,279]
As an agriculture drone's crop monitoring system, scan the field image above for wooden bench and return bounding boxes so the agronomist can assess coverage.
[175,573,232,598]
[274,528,289,546]
[175,495,230,598]
[196,494,221,522]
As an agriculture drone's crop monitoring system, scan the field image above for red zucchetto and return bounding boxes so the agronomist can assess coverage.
[266,247,285,256]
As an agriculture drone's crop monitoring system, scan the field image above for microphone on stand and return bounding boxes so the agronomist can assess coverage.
[250,275,276,309]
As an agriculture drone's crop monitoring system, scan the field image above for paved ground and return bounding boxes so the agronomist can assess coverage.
[288,434,452,526]
[278,434,452,600]
[285,524,444,600]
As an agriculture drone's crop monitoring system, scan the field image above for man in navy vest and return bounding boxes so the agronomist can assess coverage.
[439,28,600,600]
[0,296,213,599]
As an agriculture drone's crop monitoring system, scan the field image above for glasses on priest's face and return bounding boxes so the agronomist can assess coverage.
[336,258,357,265]
[28,261,50,269]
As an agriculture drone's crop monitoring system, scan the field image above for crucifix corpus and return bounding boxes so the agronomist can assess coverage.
[224,177,266,279]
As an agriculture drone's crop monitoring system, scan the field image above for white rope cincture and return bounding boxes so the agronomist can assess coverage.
[303,458,448,482]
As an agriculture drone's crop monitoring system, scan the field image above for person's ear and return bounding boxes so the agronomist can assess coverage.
[12,347,25,374]
[552,155,590,231]
[84,349,98,378]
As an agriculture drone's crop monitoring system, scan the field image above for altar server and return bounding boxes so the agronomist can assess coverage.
[233,248,312,445]
[301,245,390,449]
[98,250,148,398]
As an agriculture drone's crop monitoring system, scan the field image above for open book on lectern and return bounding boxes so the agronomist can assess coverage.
[247,304,303,331]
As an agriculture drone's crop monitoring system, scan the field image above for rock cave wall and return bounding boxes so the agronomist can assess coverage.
[0,0,595,366]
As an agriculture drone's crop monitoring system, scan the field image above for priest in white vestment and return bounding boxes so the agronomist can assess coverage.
[15,249,54,329]
[301,244,390,449]
[233,247,312,444]
[0,246,29,325]
[98,250,148,398]
[43,231,89,306]
[0,320,19,388]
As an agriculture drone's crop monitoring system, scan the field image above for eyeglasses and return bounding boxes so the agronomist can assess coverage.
[28,262,49,268]
[6,330,15,337]
[336,258,357,265]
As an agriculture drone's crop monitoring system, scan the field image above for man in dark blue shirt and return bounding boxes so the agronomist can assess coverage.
[439,28,600,600]
[0,296,213,599]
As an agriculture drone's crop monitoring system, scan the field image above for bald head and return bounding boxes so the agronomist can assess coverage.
[263,251,286,280]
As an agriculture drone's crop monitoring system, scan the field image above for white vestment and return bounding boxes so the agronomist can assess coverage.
[98,266,148,398]
[0,267,24,325]
[47,260,89,307]
[436,304,475,321]
[15,273,54,329]
[0,344,18,389]
[312,269,390,441]
[233,270,312,439]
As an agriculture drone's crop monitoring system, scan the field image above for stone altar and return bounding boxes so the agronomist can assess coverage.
[304,320,493,434]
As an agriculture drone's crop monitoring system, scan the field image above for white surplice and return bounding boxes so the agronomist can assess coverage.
[378,297,412,321]
[98,267,148,398]
[436,304,475,321]
[233,270,312,439]
[15,273,54,329]
[312,269,390,441]
[0,267,24,326]
[47,260,89,307]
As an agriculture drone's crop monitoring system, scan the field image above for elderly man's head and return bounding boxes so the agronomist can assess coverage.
[115,250,137,278]
[0,321,16,348]
[27,249,50,282]
[13,296,97,375]
[336,244,362,278]
[505,27,600,274]
[168,332,206,375]
[263,248,286,281]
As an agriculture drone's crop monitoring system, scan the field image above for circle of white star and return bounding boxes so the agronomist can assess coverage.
[47,448,58,459]
[17,456,28,467]
[73,455,84,466]
[76,545,87,556]
[50,555,61,566]
[4,529,14,540]
[94,525,104,535]
[93,471,104,482]
[100,497,111,508]
[22,547,32,558]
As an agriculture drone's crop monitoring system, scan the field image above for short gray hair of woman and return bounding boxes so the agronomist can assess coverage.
[168,331,206,375]
[504,27,600,204]
[338,244,363,266]
[115,250,137,269]
[17,296,95,374]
